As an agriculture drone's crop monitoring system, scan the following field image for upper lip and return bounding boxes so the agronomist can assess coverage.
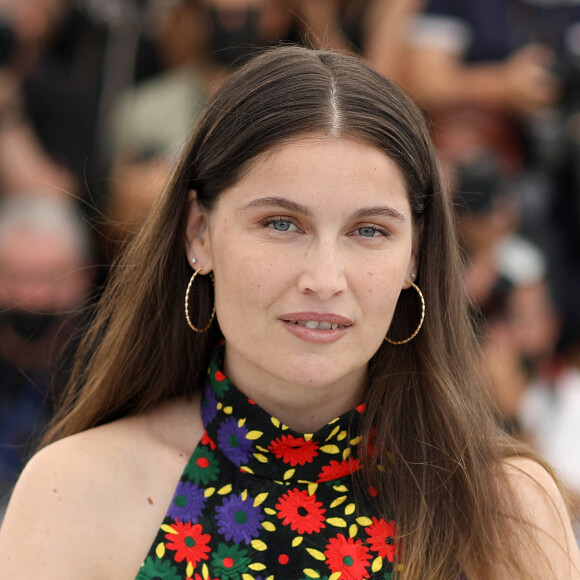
[279,312,353,326]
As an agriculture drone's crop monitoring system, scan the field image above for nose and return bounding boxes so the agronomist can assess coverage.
[297,240,347,300]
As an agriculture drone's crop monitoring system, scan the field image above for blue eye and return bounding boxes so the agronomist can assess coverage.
[269,219,297,232]
[357,226,381,237]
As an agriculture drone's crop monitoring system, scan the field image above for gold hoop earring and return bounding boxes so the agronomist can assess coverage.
[385,282,425,345]
[185,268,216,333]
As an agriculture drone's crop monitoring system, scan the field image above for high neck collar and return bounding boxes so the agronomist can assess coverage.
[201,344,367,484]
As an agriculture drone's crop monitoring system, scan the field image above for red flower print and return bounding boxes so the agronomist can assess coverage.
[268,434,319,466]
[366,517,398,562]
[276,488,326,534]
[324,534,372,580]
[317,458,362,482]
[165,521,211,566]
[201,431,217,450]
[365,427,376,460]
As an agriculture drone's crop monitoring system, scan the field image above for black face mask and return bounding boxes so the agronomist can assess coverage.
[208,6,266,67]
[1,311,61,342]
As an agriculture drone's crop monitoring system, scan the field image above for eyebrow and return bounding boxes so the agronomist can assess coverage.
[237,196,407,223]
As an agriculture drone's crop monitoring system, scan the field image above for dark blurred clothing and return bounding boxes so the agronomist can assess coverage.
[421,0,580,62]
[0,358,51,503]
[18,5,163,213]
[0,310,84,506]
[19,7,105,199]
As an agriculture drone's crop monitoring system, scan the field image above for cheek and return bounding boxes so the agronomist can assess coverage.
[212,240,289,315]
[360,268,406,329]
[362,267,404,300]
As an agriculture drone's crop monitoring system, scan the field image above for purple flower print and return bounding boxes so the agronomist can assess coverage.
[215,493,264,544]
[217,416,254,466]
[167,481,206,523]
[201,383,218,425]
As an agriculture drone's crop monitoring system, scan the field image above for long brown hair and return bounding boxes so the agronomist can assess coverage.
[45,46,547,578]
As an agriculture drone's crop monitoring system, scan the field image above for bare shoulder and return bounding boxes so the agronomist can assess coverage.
[503,456,580,579]
[0,395,203,580]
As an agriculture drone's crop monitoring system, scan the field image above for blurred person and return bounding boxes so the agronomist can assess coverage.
[0,0,79,198]
[480,248,580,537]
[447,140,551,427]
[398,2,580,316]
[400,0,571,117]
[451,145,522,306]
[0,0,110,198]
[104,0,213,244]
[0,194,95,520]
[457,167,580,537]
[395,0,579,215]
[518,308,580,537]
[478,238,560,429]
[449,136,580,532]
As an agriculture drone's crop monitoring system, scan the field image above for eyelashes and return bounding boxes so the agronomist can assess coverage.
[263,218,300,232]
[351,226,389,238]
[260,217,391,239]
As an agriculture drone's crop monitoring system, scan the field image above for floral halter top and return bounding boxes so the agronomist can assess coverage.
[135,345,399,580]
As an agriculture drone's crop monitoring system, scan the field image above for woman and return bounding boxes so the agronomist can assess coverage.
[0,46,578,579]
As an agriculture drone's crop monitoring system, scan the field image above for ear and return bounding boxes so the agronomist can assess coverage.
[184,190,213,272]
[404,225,422,289]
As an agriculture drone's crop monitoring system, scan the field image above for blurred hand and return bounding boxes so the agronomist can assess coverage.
[499,44,560,116]
[364,0,426,80]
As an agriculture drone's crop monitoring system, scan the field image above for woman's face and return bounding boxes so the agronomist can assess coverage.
[186,135,418,400]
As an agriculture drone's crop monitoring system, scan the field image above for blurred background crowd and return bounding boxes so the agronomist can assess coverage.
[1,0,580,537]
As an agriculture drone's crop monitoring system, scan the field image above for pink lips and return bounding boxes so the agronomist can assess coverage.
[279,311,352,344]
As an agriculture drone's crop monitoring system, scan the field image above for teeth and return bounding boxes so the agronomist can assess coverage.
[291,320,344,329]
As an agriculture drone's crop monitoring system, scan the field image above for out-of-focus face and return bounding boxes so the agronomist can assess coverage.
[0,227,89,313]
[506,281,560,362]
[0,0,67,47]
[186,135,418,405]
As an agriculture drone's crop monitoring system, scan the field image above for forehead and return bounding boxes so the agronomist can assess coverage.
[222,134,411,214]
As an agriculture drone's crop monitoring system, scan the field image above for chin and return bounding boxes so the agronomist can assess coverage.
[275,359,364,392]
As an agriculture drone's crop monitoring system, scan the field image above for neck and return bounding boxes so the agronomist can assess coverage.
[223,350,365,433]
